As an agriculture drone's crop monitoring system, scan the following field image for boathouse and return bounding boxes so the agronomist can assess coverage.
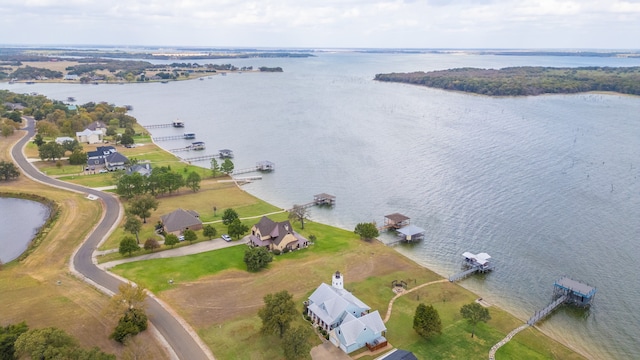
[396,224,426,242]
[553,277,596,307]
[219,149,234,158]
[384,213,410,230]
[191,141,205,150]
[448,252,494,282]
[462,252,493,271]
[256,160,275,172]
[314,193,336,206]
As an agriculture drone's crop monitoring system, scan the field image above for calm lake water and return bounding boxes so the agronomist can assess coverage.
[0,197,50,263]
[3,51,640,359]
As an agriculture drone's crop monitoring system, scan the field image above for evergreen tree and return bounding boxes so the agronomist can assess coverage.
[413,303,442,339]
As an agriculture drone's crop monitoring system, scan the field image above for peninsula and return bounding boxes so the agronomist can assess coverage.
[374,66,640,96]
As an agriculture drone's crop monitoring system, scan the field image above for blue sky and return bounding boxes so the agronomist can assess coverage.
[1,0,639,49]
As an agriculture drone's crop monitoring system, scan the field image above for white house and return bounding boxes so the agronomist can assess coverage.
[76,129,103,144]
[55,136,75,145]
[306,271,387,354]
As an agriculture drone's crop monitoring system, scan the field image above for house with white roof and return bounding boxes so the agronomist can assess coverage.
[306,271,387,354]
[76,129,103,144]
[55,136,75,145]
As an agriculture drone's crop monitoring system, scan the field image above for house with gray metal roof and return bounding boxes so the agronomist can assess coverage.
[105,152,129,171]
[126,163,153,177]
[160,209,203,235]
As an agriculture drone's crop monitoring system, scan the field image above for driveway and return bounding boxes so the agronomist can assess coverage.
[311,342,352,360]
[99,237,249,269]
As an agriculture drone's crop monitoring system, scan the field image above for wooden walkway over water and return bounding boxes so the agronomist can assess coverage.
[180,153,218,162]
[448,267,482,282]
[286,194,336,211]
[145,123,174,129]
[527,295,568,326]
[153,134,195,142]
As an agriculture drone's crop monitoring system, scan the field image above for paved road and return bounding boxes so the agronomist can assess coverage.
[11,118,213,360]
[99,237,249,270]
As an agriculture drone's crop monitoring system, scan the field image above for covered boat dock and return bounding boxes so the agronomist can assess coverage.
[396,224,426,242]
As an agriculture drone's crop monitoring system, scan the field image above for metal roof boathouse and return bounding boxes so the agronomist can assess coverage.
[396,224,426,242]
[553,276,597,307]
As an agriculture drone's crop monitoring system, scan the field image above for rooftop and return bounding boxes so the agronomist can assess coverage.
[555,277,596,298]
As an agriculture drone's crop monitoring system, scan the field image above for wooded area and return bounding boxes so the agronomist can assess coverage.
[374,66,640,96]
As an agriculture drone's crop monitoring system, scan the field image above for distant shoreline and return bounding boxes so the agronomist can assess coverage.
[375,66,640,97]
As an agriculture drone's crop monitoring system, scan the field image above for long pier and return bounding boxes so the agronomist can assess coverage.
[448,267,482,282]
[153,134,195,142]
[145,123,174,129]
[527,295,567,326]
[488,276,595,360]
[180,154,218,162]
[287,194,336,211]
[233,167,260,175]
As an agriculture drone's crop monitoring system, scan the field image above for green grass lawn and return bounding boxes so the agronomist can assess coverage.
[199,315,321,360]
[112,246,247,293]
[110,216,584,359]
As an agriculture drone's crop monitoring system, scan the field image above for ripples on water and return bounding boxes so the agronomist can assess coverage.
[3,52,640,359]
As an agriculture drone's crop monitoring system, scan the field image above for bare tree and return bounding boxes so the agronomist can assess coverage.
[288,204,310,230]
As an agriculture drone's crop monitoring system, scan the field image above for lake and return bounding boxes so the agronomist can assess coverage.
[0,197,50,263]
[3,51,640,359]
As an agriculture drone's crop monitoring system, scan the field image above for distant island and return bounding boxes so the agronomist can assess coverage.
[0,47,291,83]
[374,66,640,96]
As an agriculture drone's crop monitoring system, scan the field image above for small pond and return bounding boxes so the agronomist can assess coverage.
[0,197,50,263]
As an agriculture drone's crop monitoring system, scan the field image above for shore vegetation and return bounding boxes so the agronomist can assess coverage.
[375,66,640,96]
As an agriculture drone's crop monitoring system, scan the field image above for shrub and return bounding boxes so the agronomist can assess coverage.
[143,238,160,252]
[273,249,281,255]
[110,308,148,343]
[282,247,290,254]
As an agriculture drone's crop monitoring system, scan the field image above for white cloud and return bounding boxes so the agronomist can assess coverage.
[0,0,639,48]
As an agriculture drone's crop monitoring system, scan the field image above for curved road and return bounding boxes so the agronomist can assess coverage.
[11,118,212,360]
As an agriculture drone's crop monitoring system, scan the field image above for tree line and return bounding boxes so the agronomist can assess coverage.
[1,90,137,137]
[115,166,202,199]
[374,66,640,96]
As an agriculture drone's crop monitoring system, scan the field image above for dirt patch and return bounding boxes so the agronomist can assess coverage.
[162,241,417,328]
